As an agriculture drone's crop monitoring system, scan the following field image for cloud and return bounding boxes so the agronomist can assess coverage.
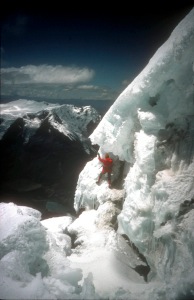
[1,65,95,84]
[1,64,119,101]
[78,85,100,90]
[122,79,132,87]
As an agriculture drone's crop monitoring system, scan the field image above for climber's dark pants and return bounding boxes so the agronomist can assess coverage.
[98,171,111,184]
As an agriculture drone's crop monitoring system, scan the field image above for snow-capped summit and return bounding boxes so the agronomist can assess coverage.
[0,100,100,210]
[0,99,100,143]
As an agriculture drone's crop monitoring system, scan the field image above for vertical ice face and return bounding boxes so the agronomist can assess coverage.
[75,7,194,286]
[90,7,194,163]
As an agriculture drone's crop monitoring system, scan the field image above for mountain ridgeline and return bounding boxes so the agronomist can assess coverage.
[0,100,101,216]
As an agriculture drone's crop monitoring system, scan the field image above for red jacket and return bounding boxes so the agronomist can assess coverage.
[98,156,113,173]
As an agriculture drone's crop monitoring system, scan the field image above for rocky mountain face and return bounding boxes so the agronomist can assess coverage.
[0,100,100,216]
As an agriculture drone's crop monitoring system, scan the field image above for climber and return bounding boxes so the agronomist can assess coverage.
[96,152,113,188]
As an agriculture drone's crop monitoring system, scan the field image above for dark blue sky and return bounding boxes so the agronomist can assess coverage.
[1,2,193,101]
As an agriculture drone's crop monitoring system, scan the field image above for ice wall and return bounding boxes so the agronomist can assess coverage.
[75,7,194,292]
[90,8,194,163]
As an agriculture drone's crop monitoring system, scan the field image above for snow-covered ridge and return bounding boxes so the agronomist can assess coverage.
[0,99,101,201]
[0,99,101,144]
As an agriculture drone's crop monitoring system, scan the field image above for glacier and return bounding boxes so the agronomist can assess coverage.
[0,7,194,300]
